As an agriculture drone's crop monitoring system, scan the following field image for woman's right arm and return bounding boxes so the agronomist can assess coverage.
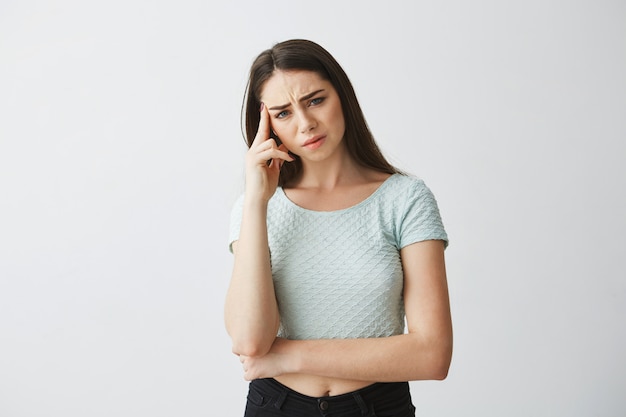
[224,103,293,358]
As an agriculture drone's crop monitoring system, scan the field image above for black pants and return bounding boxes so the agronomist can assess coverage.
[244,378,416,417]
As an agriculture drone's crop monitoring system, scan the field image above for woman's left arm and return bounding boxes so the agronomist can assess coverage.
[240,239,453,382]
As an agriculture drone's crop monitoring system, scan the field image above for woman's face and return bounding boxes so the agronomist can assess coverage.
[259,70,346,164]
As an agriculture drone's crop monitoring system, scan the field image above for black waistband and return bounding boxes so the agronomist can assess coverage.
[248,378,411,415]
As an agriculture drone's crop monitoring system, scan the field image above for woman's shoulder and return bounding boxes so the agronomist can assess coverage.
[375,173,444,217]
[379,173,429,196]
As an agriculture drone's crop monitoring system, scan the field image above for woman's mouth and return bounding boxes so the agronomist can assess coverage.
[303,135,326,150]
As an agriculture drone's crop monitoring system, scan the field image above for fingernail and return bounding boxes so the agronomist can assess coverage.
[259,102,264,112]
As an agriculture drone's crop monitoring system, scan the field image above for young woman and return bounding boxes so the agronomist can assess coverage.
[225,39,452,417]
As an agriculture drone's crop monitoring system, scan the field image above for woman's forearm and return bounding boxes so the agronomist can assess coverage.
[224,198,280,357]
[293,333,452,381]
[242,332,452,382]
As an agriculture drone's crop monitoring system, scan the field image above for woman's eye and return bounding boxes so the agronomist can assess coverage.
[276,110,289,119]
[310,97,324,106]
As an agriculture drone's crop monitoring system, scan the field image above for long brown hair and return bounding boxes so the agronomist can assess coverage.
[242,39,400,186]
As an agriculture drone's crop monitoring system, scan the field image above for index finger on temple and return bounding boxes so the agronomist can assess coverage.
[252,103,271,145]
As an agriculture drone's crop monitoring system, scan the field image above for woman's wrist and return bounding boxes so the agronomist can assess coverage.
[242,193,270,211]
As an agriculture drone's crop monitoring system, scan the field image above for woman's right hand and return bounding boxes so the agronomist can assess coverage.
[244,103,294,203]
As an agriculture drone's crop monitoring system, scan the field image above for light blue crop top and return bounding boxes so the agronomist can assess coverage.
[228,174,448,340]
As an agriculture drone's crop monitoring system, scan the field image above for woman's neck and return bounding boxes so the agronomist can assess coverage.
[293,151,367,191]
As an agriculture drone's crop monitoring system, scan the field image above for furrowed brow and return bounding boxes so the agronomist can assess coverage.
[268,89,325,111]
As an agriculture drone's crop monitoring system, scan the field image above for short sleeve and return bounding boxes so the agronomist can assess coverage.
[397,179,448,249]
[228,193,245,253]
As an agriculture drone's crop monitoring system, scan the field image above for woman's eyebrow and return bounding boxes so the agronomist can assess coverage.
[268,89,325,111]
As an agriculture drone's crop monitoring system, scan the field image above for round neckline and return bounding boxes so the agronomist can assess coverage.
[276,174,399,214]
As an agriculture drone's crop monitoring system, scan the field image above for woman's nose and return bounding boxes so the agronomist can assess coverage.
[298,111,317,133]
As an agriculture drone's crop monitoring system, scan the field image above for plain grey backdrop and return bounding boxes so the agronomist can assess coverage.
[1,0,625,416]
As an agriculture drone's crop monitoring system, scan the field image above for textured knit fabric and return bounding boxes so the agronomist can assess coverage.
[228,174,448,340]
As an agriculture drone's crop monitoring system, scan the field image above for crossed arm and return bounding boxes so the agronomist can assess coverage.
[225,237,453,383]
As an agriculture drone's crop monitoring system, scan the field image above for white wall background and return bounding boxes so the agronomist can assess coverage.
[1,1,624,416]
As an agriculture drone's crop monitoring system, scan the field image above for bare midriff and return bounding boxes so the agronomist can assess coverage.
[274,374,375,397]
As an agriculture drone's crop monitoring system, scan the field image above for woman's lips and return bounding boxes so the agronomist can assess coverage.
[303,135,326,150]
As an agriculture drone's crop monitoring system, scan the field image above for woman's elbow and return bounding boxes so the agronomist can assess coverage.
[409,336,452,381]
[228,327,277,357]
[431,358,451,380]
[417,353,451,381]
[430,342,453,380]
[225,317,279,357]
[231,338,272,358]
